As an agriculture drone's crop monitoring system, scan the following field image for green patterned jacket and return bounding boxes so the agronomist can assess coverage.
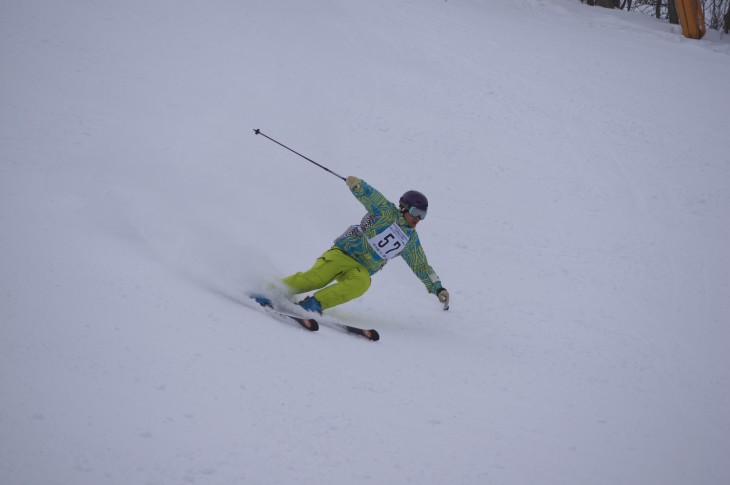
[333,180,443,295]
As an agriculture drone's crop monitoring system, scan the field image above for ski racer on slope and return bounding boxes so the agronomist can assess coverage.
[264,176,449,314]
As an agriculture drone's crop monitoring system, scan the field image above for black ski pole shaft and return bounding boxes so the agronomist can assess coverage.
[253,129,346,181]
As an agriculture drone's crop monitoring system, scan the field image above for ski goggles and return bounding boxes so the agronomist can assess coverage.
[407,206,427,220]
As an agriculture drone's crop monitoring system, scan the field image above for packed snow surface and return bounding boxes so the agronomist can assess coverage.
[2,0,729,484]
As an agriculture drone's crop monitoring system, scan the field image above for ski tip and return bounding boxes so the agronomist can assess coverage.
[345,326,380,341]
[296,318,319,331]
[360,329,379,341]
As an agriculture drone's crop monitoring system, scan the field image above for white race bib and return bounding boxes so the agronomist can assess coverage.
[367,223,409,260]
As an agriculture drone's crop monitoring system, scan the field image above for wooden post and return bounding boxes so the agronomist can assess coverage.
[675,0,707,39]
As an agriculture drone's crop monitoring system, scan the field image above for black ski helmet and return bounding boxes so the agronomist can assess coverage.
[399,190,428,212]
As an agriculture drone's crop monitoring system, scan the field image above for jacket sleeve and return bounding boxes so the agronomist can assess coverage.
[351,180,392,216]
[400,233,443,294]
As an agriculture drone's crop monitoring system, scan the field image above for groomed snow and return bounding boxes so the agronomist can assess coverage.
[2,1,729,484]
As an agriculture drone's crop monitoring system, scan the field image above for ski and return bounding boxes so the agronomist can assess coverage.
[321,321,380,341]
[347,325,380,342]
[249,295,379,341]
[280,312,319,332]
[250,298,319,331]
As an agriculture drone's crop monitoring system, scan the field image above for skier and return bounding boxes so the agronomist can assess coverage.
[256,176,449,314]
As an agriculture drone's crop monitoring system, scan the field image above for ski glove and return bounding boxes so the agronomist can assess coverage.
[437,288,449,310]
[346,176,362,191]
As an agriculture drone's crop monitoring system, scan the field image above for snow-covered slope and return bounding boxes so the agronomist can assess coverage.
[2,1,729,484]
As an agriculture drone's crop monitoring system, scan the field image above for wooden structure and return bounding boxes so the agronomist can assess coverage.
[676,0,707,39]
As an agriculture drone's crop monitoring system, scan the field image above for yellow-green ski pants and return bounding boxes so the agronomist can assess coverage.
[282,248,371,310]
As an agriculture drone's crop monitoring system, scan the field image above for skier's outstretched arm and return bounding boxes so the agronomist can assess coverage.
[401,240,449,310]
[345,176,391,216]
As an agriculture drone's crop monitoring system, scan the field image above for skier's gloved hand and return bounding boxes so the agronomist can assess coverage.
[437,288,449,310]
[346,176,362,191]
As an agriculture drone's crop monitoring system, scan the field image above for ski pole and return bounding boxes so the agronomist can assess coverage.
[253,129,346,181]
